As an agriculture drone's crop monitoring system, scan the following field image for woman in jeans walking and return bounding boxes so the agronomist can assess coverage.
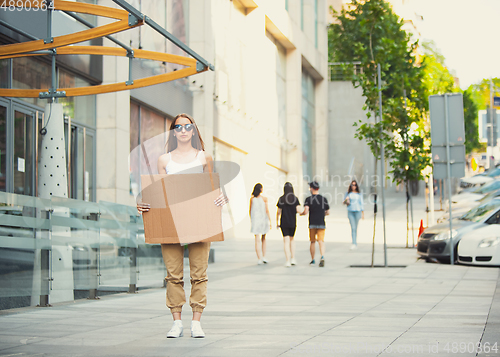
[344,180,364,250]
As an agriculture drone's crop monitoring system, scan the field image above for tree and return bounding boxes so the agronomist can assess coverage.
[463,88,481,154]
[469,78,500,110]
[421,41,457,95]
[329,0,430,249]
[328,0,430,185]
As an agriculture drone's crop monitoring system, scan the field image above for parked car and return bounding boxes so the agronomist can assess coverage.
[437,188,500,223]
[449,179,500,209]
[418,198,500,263]
[459,166,500,191]
[458,223,500,266]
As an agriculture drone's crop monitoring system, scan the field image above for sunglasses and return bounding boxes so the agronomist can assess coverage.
[173,123,195,132]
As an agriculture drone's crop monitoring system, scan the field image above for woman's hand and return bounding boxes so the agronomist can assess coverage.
[214,193,229,207]
[362,211,365,220]
[137,202,150,214]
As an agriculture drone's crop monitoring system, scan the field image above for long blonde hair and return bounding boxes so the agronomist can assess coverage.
[165,113,205,153]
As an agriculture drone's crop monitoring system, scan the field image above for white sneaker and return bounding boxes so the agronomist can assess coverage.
[191,321,205,338]
[285,261,291,267]
[290,258,297,265]
[262,257,268,264]
[257,259,263,265]
[167,320,183,338]
[350,244,358,250]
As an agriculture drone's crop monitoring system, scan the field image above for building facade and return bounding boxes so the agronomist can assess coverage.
[1,0,330,239]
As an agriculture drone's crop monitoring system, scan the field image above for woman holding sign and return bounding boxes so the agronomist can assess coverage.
[137,113,227,339]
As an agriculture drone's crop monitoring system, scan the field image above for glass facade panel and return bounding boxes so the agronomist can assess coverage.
[129,102,140,197]
[12,57,51,108]
[0,191,166,310]
[76,128,85,201]
[13,110,34,196]
[59,70,96,127]
[85,133,94,202]
[129,102,169,197]
[0,59,8,88]
[0,105,5,192]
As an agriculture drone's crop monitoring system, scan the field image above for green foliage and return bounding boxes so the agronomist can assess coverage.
[421,41,458,95]
[328,0,430,183]
[468,78,500,110]
[463,88,481,154]
[420,41,480,154]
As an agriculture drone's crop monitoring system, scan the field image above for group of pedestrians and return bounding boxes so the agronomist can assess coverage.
[250,179,365,267]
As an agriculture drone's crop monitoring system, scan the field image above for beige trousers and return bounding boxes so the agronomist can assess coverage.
[161,242,211,313]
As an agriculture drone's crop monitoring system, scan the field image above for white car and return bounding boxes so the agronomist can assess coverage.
[458,224,500,266]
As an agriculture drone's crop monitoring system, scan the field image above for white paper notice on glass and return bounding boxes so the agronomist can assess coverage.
[17,157,25,173]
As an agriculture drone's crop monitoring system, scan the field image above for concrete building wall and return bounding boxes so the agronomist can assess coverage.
[328,81,375,199]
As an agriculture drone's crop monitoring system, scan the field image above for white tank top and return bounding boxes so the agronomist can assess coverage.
[165,151,204,174]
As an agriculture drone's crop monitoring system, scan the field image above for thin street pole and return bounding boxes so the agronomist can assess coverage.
[490,79,495,169]
[377,64,388,267]
[444,94,454,265]
[403,89,415,247]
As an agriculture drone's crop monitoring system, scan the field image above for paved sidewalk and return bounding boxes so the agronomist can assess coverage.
[0,236,498,357]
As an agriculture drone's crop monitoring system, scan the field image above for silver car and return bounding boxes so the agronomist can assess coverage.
[417,198,500,263]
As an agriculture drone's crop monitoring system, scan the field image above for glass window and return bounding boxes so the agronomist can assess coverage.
[13,110,34,196]
[58,70,96,127]
[85,132,94,202]
[0,59,8,88]
[129,102,169,196]
[12,57,51,108]
[0,105,6,192]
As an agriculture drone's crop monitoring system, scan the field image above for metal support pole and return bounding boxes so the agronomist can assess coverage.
[403,88,415,246]
[44,0,53,44]
[429,172,435,225]
[51,50,56,99]
[128,247,137,293]
[444,94,454,265]
[377,64,388,267]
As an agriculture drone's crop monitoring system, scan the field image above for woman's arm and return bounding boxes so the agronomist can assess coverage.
[203,151,213,173]
[203,152,228,206]
[249,197,253,217]
[276,208,281,228]
[361,193,365,219]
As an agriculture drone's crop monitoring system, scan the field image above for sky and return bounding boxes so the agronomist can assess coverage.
[397,0,500,90]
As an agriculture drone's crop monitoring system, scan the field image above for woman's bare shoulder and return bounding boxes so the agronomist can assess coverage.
[158,152,170,166]
[261,195,268,202]
[202,151,213,161]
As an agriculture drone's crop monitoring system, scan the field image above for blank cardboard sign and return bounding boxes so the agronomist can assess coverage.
[140,173,224,244]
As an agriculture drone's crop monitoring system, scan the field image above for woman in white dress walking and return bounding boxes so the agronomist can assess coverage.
[249,183,271,264]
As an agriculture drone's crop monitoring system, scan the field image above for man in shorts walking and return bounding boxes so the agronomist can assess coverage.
[301,181,330,267]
